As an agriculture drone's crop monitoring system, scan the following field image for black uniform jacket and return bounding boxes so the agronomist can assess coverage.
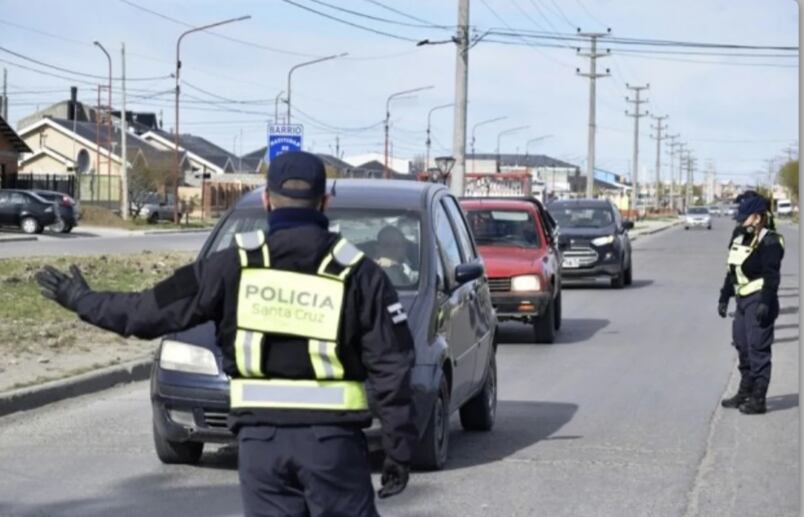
[720,227,785,319]
[73,223,418,464]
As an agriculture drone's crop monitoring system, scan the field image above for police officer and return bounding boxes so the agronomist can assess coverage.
[718,192,785,415]
[36,151,417,516]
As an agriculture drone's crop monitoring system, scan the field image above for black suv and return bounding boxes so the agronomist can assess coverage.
[0,189,58,234]
[150,180,497,470]
[548,199,634,288]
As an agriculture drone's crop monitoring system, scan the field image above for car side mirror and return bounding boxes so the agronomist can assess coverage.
[623,220,635,231]
[454,263,484,285]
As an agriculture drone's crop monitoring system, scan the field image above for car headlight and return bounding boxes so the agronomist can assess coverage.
[511,275,541,291]
[591,235,615,246]
[159,340,219,376]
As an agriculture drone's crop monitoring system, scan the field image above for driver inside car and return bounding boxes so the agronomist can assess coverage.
[375,225,416,285]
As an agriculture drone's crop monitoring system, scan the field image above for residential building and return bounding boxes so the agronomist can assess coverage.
[140,129,241,182]
[0,115,32,184]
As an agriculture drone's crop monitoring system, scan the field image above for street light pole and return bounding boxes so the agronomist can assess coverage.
[274,90,285,124]
[384,85,434,178]
[525,134,554,157]
[426,103,454,174]
[286,53,347,123]
[174,15,251,224]
[470,116,506,173]
[93,41,112,208]
[495,125,529,172]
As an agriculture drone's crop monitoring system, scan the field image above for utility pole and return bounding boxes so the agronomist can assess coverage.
[335,136,340,158]
[1,68,6,120]
[626,83,649,215]
[120,43,129,220]
[649,115,668,210]
[685,152,697,210]
[384,85,433,178]
[577,29,611,199]
[765,158,776,202]
[449,0,470,197]
[665,134,680,211]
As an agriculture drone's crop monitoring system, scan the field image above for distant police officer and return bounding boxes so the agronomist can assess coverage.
[718,191,785,415]
[36,151,417,516]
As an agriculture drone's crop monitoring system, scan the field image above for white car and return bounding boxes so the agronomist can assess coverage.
[709,206,722,216]
[684,207,712,230]
[776,199,793,217]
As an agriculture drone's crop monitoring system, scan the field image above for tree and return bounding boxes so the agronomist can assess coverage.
[128,161,173,218]
[778,160,799,201]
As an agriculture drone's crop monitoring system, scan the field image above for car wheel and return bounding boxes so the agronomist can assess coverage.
[459,352,497,432]
[553,290,562,331]
[533,297,556,344]
[684,226,689,231]
[21,216,41,235]
[148,212,159,224]
[624,263,633,286]
[708,225,712,230]
[152,420,203,465]
[61,224,73,234]
[611,264,625,289]
[413,373,450,470]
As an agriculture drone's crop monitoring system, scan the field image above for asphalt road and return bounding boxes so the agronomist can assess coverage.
[0,219,798,517]
[0,229,209,258]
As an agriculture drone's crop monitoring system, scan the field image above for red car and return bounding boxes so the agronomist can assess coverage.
[461,197,562,343]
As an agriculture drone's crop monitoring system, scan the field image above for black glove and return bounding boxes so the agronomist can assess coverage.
[756,303,772,327]
[35,265,90,312]
[717,300,728,318]
[377,456,409,499]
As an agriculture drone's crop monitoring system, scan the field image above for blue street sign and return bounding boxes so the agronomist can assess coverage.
[267,124,304,162]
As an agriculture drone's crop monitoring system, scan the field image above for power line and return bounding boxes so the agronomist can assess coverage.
[306,0,445,29]
[361,0,450,29]
[0,46,172,81]
[280,0,419,42]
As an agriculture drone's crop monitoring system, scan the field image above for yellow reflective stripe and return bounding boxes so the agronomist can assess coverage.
[261,243,270,267]
[238,249,249,268]
[234,330,263,377]
[738,278,764,297]
[230,379,368,410]
[308,340,344,380]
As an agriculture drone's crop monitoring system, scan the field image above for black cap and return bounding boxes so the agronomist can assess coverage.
[735,195,769,223]
[267,151,326,199]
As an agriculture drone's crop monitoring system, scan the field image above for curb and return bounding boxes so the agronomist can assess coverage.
[0,235,38,243]
[0,357,153,417]
[142,228,212,235]
[630,221,681,241]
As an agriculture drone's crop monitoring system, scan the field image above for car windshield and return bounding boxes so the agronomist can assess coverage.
[549,205,615,229]
[688,208,709,215]
[206,207,422,289]
[464,209,540,248]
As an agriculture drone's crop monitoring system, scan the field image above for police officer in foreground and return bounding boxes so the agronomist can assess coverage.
[36,151,417,516]
[718,191,785,415]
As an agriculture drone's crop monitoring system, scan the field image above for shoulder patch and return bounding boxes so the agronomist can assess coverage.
[154,264,199,309]
[332,240,364,267]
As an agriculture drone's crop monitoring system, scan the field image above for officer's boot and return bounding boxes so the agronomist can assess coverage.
[739,383,768,415]
[721,377,753,408]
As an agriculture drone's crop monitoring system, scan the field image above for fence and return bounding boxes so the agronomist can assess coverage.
[1,173,76,197]
[201,181,259,217]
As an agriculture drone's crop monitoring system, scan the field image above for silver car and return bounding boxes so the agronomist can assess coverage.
[684,207,712,230]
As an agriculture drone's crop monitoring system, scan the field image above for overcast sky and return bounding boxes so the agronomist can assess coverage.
[1,0,798,183]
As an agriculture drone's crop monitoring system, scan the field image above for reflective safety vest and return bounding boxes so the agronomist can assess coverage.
[229,230,368,412]
[727,229,784,297]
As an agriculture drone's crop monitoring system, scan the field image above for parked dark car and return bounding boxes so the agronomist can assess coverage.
[0,189,58,234]
[151,180,498,470]
[548,199,634,288]
[31,190,79,233]
[131,193,182,223]
[461,197,562,343]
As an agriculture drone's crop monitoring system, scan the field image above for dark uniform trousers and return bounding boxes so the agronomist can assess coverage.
[238,425,380,517]
[733,292,774,386]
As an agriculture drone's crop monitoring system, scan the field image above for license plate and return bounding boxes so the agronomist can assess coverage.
[563,257,581,269]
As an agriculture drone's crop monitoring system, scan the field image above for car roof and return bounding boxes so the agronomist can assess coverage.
[548,198,613,208]
[235,179,445,212]
[460,197,541,210]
